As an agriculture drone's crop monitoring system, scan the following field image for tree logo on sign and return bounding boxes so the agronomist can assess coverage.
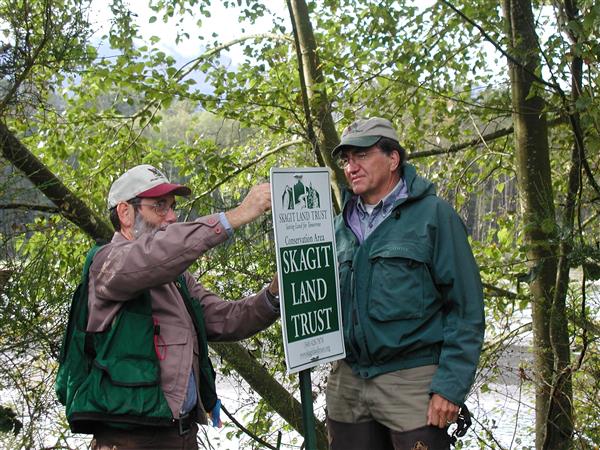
[282,174,321,210]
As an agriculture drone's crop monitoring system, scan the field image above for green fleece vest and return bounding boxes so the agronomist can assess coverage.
[55,245,217,433]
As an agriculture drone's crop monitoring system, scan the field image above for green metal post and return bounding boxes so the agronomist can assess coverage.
[299,368,317,450]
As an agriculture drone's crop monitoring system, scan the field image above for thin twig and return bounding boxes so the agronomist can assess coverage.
[220,403,279,450]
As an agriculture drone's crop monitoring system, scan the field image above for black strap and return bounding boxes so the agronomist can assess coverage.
[450,404,472,446]
[84,333,96,359]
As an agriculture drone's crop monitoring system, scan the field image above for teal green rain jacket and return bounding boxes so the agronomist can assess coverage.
[334,164,485,406]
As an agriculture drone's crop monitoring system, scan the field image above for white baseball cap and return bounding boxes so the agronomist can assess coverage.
[107,164,191,209]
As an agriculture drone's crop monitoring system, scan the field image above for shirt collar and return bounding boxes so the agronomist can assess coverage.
[356,178,405,216]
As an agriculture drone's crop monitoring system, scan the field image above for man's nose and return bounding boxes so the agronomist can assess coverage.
[165,208,178,223]
[345,158,360,171]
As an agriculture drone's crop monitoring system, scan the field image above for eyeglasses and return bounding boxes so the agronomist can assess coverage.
[336,149,379,169]
[130,199,179,216]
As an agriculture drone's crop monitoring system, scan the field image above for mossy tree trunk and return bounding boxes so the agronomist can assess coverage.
[502,1,573,448]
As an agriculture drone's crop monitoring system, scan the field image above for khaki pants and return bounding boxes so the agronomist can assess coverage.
[326,362,452,449]
[326,360,437,432]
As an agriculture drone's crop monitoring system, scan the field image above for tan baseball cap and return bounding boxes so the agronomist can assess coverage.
[331,117,399,157]
[107,164,191,209]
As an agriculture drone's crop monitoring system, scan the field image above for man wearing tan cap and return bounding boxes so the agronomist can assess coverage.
[327,118,484,449]
[68,164,280,449]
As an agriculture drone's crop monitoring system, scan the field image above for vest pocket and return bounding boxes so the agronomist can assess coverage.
[80,358,171,419]
[70,309,173,420]
[367,245,431,322]
[93,357,159,386]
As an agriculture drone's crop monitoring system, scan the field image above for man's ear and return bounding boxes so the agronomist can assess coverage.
[390,150,401,172]
[116,202,133,229]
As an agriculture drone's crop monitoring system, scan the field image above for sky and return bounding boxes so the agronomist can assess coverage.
[88,0,289,65]
[82,1,562,103]
[84,0,521,95]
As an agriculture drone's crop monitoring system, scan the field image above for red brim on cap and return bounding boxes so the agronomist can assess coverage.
[137,183,192,198]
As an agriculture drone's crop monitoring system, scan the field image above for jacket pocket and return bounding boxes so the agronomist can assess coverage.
[154,321,188,394]
[367,243,432,322]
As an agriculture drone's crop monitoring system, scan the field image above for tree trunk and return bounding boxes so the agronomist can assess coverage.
[0,122,326,447]
[0,122,114,241]
[501,1,562,448]
[286,0,344,210]
[542,2,583,448]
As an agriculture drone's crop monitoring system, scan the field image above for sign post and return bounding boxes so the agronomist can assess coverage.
[299,369,318,450]
[270,167,345,449]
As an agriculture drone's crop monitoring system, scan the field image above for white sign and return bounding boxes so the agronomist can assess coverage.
[270,167,345,373]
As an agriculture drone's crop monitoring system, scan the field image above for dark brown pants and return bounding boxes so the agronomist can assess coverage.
[91,423,199,450]
[327,418,451,450]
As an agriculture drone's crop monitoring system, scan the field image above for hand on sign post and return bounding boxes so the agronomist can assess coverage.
[225,183,272,229]
[268,275,279,296]
[266,275,280,309]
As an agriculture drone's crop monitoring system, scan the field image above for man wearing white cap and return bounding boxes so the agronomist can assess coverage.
[73,164,280,449]
[326,118,484,449]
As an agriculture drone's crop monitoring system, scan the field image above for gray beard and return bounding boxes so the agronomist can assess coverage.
[132,213,160,239]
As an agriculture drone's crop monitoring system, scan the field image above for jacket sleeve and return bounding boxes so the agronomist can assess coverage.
[91,214,228,302]
[184,272,279,341]
[429,201,485,406]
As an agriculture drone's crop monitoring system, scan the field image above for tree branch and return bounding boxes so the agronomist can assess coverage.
[482,282,520,299]
[286,0,322,167]
[176,33,293,82]
[439,0,559,92]
[0,122,113,241]
[439,0,600,200]
[0,1,52,113]
[409,116,566,160]
[286,0,344,212]
[0,269,12,294]
[186,139,304,219]
[114,33,296,158]
[221,403,279,450]
[0,202,59,213]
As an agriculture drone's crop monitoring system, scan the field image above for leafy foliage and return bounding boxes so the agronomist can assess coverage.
[1,0,600,448]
